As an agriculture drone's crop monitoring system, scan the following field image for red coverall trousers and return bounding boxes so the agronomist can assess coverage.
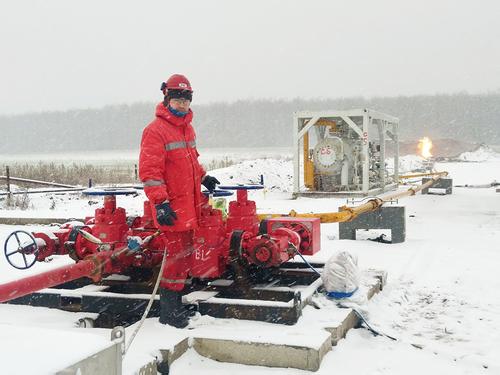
[160,230,194,291]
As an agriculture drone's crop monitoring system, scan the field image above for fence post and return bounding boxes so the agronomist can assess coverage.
[6,166,11,196]
[134,164,138,181]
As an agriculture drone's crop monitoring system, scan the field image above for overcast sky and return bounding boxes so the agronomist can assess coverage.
[1,0,499,115]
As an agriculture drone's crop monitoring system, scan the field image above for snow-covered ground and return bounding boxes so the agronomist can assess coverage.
[0,149,499,374]
[458,144,500,162]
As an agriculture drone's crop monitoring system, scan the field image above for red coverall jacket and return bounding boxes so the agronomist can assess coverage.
[139,103,206,232]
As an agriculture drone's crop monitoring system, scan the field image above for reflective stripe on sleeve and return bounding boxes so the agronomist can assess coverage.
[143,179,164,187]
[165,140,196,151]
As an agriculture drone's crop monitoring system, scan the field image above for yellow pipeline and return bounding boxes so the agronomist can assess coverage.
[399,171,447,179]
[257,171,448,224]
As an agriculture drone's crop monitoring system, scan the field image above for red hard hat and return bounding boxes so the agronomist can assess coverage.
[161,74,192,94]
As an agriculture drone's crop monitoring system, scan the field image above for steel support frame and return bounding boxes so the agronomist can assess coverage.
[293,109,399,196]
[5,264,324,326]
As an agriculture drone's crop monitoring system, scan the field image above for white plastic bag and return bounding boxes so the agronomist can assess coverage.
[321,251,360,298]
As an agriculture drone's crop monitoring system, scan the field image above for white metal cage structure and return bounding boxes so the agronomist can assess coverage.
[293,109,399,197]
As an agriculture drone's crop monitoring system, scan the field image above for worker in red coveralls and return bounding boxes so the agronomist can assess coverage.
[139,74,220,327]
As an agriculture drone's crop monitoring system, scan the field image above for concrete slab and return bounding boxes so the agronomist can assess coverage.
[156,338,190,374]
[138,330,331,373]
[58,342,122,375]
[134,269,387,373]
[193,335,331,372]
[0,323,120,375]
[130,327,189,375]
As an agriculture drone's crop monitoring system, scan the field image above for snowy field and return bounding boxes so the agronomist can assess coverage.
[0,147,292,167]
[0,148,499,374]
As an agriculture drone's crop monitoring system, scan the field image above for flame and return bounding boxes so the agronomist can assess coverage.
[418,137,433,158]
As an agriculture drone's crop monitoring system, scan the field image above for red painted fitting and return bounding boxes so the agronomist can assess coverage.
[0,259,96,303]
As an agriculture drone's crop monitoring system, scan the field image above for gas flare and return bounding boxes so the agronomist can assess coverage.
[418,137,433,158]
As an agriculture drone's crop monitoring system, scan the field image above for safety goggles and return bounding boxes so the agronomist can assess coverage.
[170,98,191,105]
[168,89,193,102]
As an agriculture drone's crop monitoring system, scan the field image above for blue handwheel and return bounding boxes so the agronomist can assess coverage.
[82,188,138,196]
[218,184,264,190]
[4,230,39,270]
[202,189,234,197]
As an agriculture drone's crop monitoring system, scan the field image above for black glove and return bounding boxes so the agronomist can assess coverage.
[155,201,177,226]
[202,175,220,193]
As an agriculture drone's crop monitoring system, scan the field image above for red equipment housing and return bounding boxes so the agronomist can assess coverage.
[0,187,321,304]
[191,203,229,278]
[225,189,260,235]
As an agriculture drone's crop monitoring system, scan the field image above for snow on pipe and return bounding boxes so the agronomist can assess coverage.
[0,259,96,303]
[258,171,448,223]
[0,175,77,188]
[398,171,447,179]
[0,246,136,303]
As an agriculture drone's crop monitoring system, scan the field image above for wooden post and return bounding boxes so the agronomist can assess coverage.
[6,166,11,195]
[134,164,138,181]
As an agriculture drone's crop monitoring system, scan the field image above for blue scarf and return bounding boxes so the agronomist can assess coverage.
[168,105,188,117]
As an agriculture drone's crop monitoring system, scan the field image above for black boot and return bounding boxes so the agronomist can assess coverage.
[159,288,190,328]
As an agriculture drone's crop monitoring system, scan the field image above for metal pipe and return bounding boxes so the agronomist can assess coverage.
[0,259,96,303]
[0,184,144,196]
[0,187,86,196]
[385,172,447,201]
[399,171,448,179]
[0,176,77,188]
[258,171,448,224]
[0,238,163,304]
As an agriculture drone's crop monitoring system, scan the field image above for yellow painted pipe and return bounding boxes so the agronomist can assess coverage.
[399,171,448,179]
[258,172,448,223]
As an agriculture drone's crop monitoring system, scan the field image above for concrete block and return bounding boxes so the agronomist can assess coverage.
[159,337,190,366]
[422,177,453,195]
[193,336,331,372]
[136,337,189,375]
[324,272,384,346]
[135,269,388,373]
[326,310,358,346]
[366,269,388,291]
[57,342,122,375]
[339,206,406,243]
[137,361,157,375]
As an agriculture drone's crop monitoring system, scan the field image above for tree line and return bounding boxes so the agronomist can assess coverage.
[1,92,499,154]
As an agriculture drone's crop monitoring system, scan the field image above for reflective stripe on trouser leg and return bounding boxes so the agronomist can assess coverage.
[161,278,188,284]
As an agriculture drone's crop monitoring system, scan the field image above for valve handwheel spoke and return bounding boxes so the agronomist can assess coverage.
[5,248,21,256]
[14,232,23,251]
[21,251,29,268]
